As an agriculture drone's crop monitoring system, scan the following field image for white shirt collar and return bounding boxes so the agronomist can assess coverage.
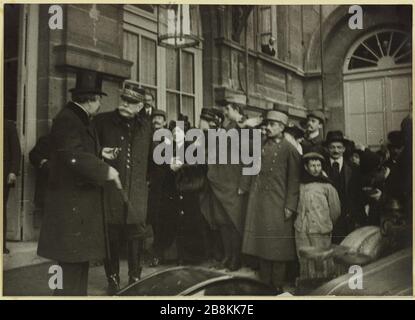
[330,156,344,171]
[308,130,320,140]
[72,101,90,118]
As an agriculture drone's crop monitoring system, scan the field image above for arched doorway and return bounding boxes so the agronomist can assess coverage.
[343,29,412,149]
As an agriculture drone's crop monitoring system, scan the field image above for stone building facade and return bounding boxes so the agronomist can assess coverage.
[3,4,412,241]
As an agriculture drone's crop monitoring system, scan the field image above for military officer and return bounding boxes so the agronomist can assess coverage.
[94,80,152,295]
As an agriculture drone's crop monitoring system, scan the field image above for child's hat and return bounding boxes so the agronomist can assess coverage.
[303,152,325,162]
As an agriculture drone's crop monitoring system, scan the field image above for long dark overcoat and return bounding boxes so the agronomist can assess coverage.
[37,102,109,263]
[93,110,152,234]
[242,137,301,262]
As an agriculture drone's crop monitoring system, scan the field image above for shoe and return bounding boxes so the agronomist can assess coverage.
[107,274,120,295]
[128,276,140,285]
[149,257,160,267]
[227,258,241,272]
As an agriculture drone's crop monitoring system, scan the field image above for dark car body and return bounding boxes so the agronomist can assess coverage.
[117,266,277,296]
[311,248,413,296]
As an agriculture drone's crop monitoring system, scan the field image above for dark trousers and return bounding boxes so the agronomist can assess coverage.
[104,224,143,279]
[3,184,10,250]
[53,262,89,296]
[259,258,287,289]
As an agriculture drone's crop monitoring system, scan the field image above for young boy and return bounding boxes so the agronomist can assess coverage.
[294,152,341,280]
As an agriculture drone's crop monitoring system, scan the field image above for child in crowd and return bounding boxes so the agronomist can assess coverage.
[294,152,341,280]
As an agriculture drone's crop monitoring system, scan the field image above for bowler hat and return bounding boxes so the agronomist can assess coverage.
[265,110,288,126]
[324,130,348,146]
[152,109,167,120]
[69,70,107,96]
[120,80,145,103]
[307,110,325,124]
[211,107,225,124]
[303,152,325,163]
[200,108,217,123]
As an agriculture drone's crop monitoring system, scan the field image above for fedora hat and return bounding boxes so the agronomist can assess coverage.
[120,80,145,103]
[307,110,325,124]
[265,110,288,126]
[324,130,348,146]
[69,70,107,96]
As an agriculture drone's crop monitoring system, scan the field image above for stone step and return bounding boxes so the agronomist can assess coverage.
[3,241,51,271]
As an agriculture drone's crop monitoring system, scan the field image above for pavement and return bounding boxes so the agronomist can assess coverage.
[3,241,262,297]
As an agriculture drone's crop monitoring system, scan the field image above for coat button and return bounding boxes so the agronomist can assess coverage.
[179,195,183,200]
[71,158,76,164]
[121,136,124,140]
[180,210,184,215]
[126,165,130,169]
[72,207,77,212]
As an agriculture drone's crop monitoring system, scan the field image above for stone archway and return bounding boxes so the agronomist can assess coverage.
[304,5,411,133]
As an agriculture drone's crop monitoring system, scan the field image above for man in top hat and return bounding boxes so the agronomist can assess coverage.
[302,110,326,155]
[93,80,152,294]
[37,70,121,296]
[242,109,301,291]
[324,130,366,244]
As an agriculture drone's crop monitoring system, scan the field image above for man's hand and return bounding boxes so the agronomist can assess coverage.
[7,173,17,185]
[102,147,121,160]
[107,166,122,189]
[284,208,294,220]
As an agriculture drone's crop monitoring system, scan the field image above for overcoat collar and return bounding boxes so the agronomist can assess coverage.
[67,101,90,126]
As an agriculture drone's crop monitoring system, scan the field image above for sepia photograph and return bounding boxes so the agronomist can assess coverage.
[1,3,413,298]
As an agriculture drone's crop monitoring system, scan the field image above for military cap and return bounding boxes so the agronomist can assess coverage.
[307,110,326,124]
[120,80,145,103]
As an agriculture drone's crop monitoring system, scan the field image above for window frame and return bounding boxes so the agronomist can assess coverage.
[122,5,203,126]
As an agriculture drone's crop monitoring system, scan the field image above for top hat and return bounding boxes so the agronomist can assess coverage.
[307,110,326,124]
[121,80,145,103]
[265,110,288,126]
[303,152,325,163]
[69,70,107,96]
[324,130,348,146]
[152,109,167,120]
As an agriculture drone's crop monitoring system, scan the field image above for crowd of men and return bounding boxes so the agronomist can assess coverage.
[5,69,410,296]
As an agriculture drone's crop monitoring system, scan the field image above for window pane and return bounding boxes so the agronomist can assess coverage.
[166,92,180,123]
[141,37,156,86]
[182,95,195,126]
[123,32,138,81]
[181,51,194,94]
[166,48,179,90]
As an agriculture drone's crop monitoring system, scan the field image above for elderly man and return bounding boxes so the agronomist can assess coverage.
[37,70,121,296]
[242,109,301,291]
[94,80,152,294]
